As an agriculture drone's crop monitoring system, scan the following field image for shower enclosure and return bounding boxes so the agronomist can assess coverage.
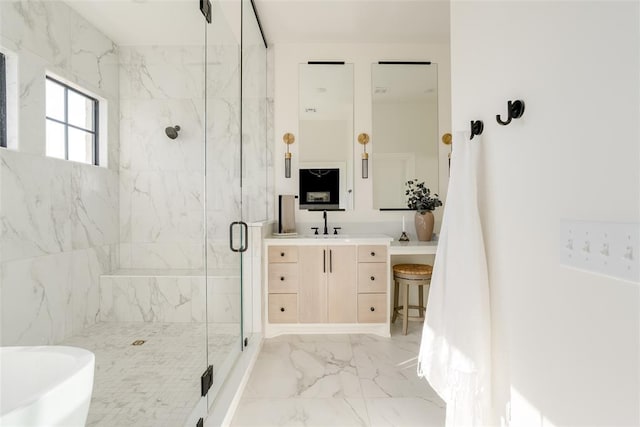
[0,0,267,425]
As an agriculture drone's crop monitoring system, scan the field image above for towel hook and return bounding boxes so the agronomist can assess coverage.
[470,120,484,140]
[496,99,525,126]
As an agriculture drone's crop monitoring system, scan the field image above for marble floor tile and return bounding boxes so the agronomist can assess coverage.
[231,398,370,427]
[232,323,446,426]
[242,340,361,399]
[365,397,445,427]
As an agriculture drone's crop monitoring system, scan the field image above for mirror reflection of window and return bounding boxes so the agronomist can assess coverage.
[371,63,439,209]
[298,63,354,210]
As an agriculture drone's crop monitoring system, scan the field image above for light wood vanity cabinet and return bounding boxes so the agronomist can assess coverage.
[298,245,357,323]
[356,245,388,323]
[266,242,388,327]
[268,246,299,323]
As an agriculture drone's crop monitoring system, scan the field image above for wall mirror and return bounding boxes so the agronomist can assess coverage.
[371,63,439,209]
[298,63,354,210]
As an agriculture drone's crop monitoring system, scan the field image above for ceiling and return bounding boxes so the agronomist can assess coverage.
[253,0,450,45]
[65,0,450,47]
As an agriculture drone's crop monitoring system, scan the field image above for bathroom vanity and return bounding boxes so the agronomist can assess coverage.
[264,235,394,337]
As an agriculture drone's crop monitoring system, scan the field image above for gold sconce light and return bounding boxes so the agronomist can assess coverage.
[358,133,370,179]
[283,133,295,178]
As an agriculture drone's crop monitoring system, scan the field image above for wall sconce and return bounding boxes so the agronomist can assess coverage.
[283,132,295,178]
[358,133,370,179]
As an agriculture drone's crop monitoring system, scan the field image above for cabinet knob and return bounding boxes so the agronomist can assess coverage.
[280,307,285,312]
[370,276,375,281]
[280,252,285,257]
[370,307,375,312]
[280,276,285,281]
[370,251,375,257]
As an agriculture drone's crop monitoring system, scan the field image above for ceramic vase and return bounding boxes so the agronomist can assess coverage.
[414,211,434,241]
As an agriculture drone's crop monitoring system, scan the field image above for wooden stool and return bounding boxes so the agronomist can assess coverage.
[392,263,433,335]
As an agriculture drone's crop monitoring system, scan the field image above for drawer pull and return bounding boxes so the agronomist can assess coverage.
[370,251,376,256]
[370,307,375,312]
[280,307,285,312]
[280,252,285,257]
[280,276,285,281]
[370,276,375,281]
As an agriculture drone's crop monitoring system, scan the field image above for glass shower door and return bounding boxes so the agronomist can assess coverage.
[203,0,244,406]
[201,0,266,409]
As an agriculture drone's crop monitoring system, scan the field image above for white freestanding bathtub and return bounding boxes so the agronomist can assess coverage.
[0,346,95,427]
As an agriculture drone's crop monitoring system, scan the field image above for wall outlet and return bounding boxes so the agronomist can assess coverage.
[560,220,639,283]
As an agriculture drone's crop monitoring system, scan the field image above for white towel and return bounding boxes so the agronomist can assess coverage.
[417,131,492,426]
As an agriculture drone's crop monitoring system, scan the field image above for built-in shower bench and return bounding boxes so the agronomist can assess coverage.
[99,268,241,323]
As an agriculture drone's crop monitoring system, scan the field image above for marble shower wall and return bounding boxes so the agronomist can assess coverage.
[241,10,269,224]
[0,0,119,345]
[119,42,259,271]
[119,45,206,270]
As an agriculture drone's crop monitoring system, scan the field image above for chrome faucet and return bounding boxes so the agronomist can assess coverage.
[323,211,328,235]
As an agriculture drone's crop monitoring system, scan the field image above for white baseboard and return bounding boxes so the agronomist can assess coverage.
[265,322,390,338]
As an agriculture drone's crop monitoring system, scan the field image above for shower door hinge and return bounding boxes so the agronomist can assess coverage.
[196,418,204,427]
[200,0,212,23]
[244,337,248,347]
[201,365,213,397]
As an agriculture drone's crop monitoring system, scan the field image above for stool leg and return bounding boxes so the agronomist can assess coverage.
[418,285,425,318]
[392,280,399,323]
[402,283,409,335]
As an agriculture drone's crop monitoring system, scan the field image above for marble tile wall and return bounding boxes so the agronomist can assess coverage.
[0,0,120,168]
[0,0,120,346]
[241,32,269,224]
[119,43,255,271]
[119,45,206,270]
[98,272,240,324]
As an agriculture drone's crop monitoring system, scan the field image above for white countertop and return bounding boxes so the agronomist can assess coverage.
[265,234,393,245]
[389,239,438,255]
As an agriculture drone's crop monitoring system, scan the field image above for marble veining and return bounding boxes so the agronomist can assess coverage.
[61,322,240,427]
[232,324,446,426]
[100,271,241,324]
[0,0,120,346]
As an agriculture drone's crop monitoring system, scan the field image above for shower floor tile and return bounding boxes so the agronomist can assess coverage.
[62,322,240,427]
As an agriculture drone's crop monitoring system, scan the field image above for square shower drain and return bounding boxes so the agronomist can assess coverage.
[131,340,146,346]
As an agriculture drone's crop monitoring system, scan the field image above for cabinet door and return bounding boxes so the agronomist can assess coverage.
[298,246,327,323]
[327,245,357,323]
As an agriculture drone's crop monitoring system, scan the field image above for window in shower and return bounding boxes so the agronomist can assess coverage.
[45,76,99,165]
[0,52,6,148]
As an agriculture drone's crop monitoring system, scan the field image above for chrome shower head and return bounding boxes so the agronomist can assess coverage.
[165,125,181,139]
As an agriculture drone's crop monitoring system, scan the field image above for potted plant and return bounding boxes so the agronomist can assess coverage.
[406,180,442,241]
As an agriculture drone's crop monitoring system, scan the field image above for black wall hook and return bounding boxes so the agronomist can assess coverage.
[470,120,484,140]
[496,100,525,125]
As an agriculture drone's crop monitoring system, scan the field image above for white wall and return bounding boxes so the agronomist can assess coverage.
[272,43,451,236]
[450,1,639,425]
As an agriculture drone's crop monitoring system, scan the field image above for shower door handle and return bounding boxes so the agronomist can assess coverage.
[229,221,248,253]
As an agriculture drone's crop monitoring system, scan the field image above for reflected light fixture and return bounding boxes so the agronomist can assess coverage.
[358,133,370,179]
[283,132,295,178]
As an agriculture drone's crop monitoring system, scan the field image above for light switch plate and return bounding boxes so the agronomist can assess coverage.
[560,220,639,283]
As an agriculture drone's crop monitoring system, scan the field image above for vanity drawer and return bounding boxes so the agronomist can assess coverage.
[268,246,299,263]
[268,263,299,293]
[358,263,388,293]
[358,245,387,263]
[358,293,387,323]
[268,294,298,323]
